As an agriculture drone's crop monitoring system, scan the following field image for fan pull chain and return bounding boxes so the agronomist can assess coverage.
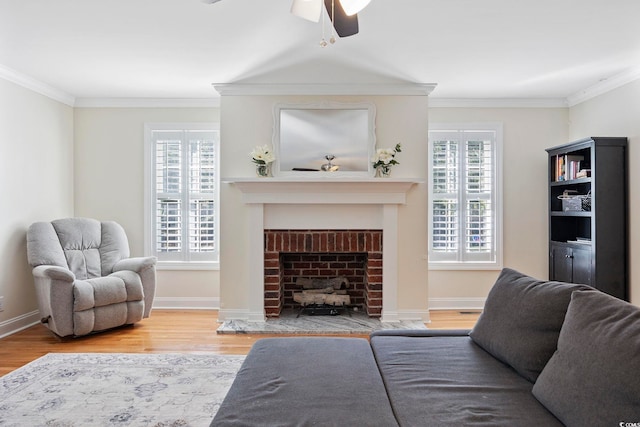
[329,0,336,44]
[320,0,337,47]
[320,1,328,47]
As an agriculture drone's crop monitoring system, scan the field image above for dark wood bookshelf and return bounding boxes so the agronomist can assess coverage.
[546,137,628,300]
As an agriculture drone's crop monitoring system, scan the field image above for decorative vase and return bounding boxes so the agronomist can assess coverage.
[256,163,271,177]
[375,165,392,178]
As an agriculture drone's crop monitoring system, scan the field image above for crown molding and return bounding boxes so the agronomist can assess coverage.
[74,97,221,108]
[4,60,638,109]
[566,67,640,107]
[213,83,437,96]
[0,64,76,107]
[429,97,568,108]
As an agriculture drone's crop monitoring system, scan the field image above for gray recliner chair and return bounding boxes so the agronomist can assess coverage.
[26,217,156,337]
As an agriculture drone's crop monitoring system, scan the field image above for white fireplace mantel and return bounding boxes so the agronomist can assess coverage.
[223,177,420,205]
[224,177,422,323]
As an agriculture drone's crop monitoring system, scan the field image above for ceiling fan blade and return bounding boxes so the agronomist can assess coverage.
[324,0,359,37]
[202,0,223,4]
[291,0,323,22]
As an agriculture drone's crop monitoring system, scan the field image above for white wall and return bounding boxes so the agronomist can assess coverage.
[427,107,569,308]
[219,95,430,319]
[569,79,640,305]
[0,78,74,333]
[73,107,221,307]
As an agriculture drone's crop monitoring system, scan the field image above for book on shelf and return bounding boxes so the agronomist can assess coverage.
[576,169,591,178]
[554,154,584,181]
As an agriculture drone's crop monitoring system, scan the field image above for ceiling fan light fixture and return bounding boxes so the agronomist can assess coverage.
[337,0,371,16]
[291,0,323,22]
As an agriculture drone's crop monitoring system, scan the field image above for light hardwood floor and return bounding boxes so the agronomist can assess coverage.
[0,309,480,376]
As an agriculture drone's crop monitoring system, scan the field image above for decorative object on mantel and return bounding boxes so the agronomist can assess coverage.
[372,143,402,178]
[250,144,275,177]
[321,154,340,171]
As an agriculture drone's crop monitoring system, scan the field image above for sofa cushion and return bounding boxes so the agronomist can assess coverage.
[212,337,399,426]
[370,334,563,426]
[470,268,591,382]
[532,290,640,425]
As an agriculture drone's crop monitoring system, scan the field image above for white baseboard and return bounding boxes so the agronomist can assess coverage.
[0,301,442,337]
[0,310,41,339]
[0,298,221,339]
[429,297,485,311]
[396,309,431,322]
[217,309,252,322]
[152,297,220,310]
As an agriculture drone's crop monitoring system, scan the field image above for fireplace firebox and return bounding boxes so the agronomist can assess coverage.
[264,229,382,317]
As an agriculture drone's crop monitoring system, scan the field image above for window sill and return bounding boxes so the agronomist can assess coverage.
[428,261,503,271]
[157,261,220,271]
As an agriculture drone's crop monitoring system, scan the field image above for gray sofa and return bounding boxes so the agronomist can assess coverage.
[212,268,640,426]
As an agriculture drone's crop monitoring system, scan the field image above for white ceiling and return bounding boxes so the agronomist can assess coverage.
[1,0,640,104]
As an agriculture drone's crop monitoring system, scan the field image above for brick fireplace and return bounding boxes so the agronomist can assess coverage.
[264,229,383,317]
[223,178,419,322]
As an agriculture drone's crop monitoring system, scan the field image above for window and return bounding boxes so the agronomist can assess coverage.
[144,123,220,269]
[428,123,503,270]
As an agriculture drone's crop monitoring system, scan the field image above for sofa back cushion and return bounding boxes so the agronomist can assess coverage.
[532,290,640,425]
[470,268,591,382]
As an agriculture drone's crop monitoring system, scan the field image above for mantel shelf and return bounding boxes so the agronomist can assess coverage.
[223,177,423,205]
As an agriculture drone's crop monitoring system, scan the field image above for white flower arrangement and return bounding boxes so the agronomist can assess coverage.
[250,145,275,165]
[372,143,402,169]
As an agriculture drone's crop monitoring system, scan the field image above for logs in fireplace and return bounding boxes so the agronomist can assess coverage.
[293,276,351,317]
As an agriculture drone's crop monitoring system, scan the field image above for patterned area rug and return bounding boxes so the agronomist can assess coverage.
[0,353,244,427]
[217,309,427,334]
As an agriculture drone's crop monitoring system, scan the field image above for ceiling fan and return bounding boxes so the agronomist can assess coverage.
[203,0,371,39]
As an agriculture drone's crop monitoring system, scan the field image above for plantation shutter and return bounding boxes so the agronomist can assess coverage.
[431,136,459,255]
[429,128,498,265]
[153,129,218,262]
[188,134,217,256]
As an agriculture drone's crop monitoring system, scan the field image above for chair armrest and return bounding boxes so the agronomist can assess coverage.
[113,256,157,273]
[370,329,471,338]
[113,256,157,319]
[32,265,75,282]
[31,265,75,337]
